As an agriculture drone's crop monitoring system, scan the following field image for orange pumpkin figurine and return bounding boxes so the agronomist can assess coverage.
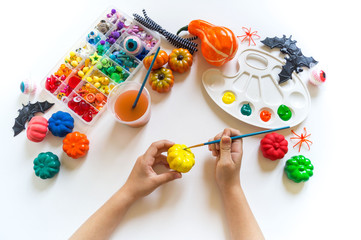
[168,48,193,73]
[63,131,90,159]
[27,116,48,142]
[178,20,238,66]
[143,50,169,70]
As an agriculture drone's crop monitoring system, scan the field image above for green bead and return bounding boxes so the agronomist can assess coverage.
[107,66,115,74]
[115,66,123,72]
[111,73,121,82]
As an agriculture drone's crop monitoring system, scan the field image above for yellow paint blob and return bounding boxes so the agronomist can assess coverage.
[222,91,236,104]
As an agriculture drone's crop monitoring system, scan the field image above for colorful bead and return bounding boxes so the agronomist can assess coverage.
[123,35,144,56]
[309,67,326,86]
[78,71,85,78]
[96,57,129,83]
[57,92,66,100]
[68,76,81,89]
[96,20,110,34]
[65,51,82,68]
[55,64,72,78]
[87,31,101,45]
[85,72,114,95]
[67,95,98,122]
[89,52,101,65]
[109,50,139,72]
[75,43,93,58]
[45,75,61,93]
[20,80,36,94]
[126,24,158,55]
[106,31,121,46]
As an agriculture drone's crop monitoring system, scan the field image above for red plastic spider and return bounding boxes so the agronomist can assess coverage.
[290,127,313,152]
[237,27,260,46]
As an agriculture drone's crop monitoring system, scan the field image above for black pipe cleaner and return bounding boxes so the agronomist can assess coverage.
[133,9,198,54]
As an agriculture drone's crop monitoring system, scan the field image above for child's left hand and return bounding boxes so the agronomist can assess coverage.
[122,140,182,201]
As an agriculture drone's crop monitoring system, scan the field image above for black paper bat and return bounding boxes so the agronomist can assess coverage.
[13,101,54,136]
[293,49,318,70]
[261,35,318,84]
[278,61,295,84]
[261,35,298,55]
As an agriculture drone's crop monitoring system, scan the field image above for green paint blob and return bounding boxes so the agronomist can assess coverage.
[277,104,292,121]
[241,103,252,116]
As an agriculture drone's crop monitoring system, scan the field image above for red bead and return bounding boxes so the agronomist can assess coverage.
[82,111,93,122]
[65,86,73,96]
[67,99,77,110]
[68,76,81,89]
[45,75,61,93]
[74,105,85,115]
[79,100,90,112]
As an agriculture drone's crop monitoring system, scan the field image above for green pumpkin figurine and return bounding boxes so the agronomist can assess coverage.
[284,155,314,183]
[33,152,61,179]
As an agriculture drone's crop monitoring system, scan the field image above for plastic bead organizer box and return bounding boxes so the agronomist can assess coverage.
[42,7,160,124]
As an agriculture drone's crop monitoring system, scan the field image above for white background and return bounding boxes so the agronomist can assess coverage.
[1,0,360,239]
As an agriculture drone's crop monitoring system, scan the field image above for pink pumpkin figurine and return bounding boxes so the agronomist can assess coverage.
[27,116,48,142]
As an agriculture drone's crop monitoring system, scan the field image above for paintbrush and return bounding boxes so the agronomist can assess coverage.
[185,126,290,149]
[132,46,160,109]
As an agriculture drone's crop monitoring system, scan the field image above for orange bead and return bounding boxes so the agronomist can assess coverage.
[85,93,96,103]
[95,93,105,102]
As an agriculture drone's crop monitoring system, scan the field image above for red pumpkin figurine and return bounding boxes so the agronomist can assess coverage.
[260,133,288,161]
[26,116,48,142]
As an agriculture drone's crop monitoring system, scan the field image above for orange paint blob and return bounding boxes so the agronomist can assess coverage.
[114,90,149,122]
[260,110,272,122]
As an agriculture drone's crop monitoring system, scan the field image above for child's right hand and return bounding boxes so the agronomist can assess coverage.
[208,128,243,193]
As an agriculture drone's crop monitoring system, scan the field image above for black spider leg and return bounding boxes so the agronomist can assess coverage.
[133,10,198,54]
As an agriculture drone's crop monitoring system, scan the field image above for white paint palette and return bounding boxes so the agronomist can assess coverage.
[202,48,311,129]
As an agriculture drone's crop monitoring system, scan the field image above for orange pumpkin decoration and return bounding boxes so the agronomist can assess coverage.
[149,67,174,93]
[27,116,48,142]
[168,48,193,73]
[63,131,89,159]
[143,50,169,70]
[178,20,238,66]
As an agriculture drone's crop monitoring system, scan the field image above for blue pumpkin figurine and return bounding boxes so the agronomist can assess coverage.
[48,111,74,137]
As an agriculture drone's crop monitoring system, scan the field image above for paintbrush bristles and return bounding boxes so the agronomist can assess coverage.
[184,143,204,149]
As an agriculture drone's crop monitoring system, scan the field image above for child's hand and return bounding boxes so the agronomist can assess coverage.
[123,140,182,201]
[208,128,243,193]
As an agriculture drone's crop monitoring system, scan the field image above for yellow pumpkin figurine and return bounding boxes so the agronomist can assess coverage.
[167,144,195,173]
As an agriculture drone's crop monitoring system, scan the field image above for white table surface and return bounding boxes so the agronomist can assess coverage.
[1,0,360,239]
